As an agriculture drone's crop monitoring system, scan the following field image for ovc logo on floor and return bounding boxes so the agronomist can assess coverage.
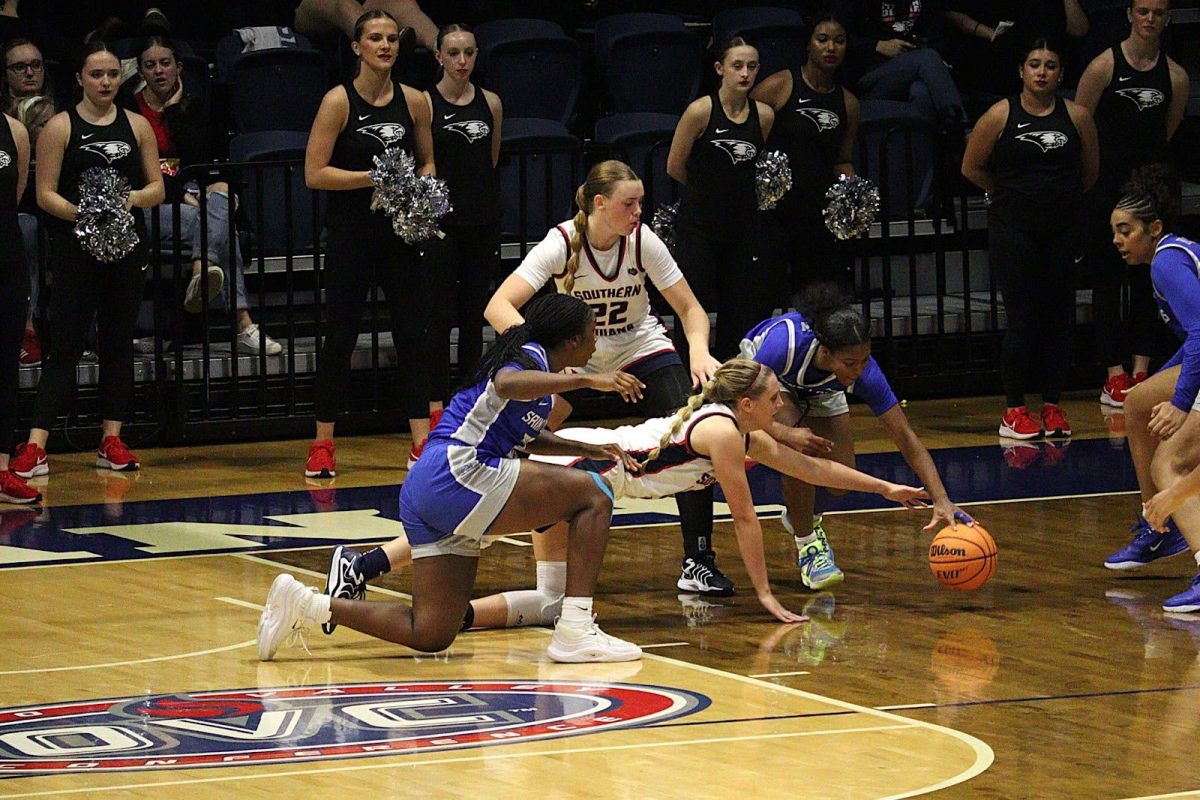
[0,681,708,775]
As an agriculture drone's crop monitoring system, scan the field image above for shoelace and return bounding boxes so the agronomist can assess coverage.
[801,546,836,573]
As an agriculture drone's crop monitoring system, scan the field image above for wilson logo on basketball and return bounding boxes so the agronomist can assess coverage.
[929,544,967,558]
[0,681,707,775]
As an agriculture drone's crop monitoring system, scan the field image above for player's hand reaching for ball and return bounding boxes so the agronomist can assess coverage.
[923,504,974,532]
[588,371,645,403]
[882,483,930,508]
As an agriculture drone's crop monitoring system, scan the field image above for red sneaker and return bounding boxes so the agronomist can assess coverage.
[19,329,41,367]
[999,406,1042,439]
[0,470,41,504]
[305,439,336,478]
[1132,371,1149,386]
[97,436,140,471]
[10,442,48,478]
[1101,373,1132,408]
[407,439,426,469]
[429,407,444,432]
[1041,404,1072,438]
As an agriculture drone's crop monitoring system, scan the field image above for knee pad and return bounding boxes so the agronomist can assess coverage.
[500,588,563,627]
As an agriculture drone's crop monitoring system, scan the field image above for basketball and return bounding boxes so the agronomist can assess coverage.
[928,524,997,591]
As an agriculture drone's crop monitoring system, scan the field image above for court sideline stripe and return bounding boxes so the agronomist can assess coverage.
[0,722,915,798]
[643,653,994,800]
[0,639,255,676]
[233,553,413,601]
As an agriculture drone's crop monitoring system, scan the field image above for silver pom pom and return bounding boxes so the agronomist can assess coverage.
[823,174,880,240]
[755,150,792,210]
[369,147,452,243]
[650,201,679,255]
[74,167,139,263]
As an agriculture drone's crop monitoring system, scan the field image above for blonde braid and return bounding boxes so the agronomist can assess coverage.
[561,160,640,296]
[563,186,588,294]
[644,358,771,463]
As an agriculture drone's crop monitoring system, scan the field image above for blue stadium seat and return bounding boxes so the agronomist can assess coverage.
[215,29,312,84]
[229,48,327,133]
[594,112,681,211]
[712,6,808,84]
[497,118,582,239]
[229,131,320,256]
[600,18,702,115]
[855,100,935,218]
[474,19,581,125]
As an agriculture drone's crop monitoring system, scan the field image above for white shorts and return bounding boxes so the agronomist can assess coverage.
[788,385,850,418]
[529,427,630,499]
[579,315,676,374]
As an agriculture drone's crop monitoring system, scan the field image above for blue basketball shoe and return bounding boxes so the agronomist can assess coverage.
[785,513,844,590]
[1103,516,1189,570]
[1163,573,1200,614]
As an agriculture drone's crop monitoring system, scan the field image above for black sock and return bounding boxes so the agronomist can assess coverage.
[356,547,392,582]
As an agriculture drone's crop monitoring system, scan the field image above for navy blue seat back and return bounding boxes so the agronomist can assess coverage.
[855,101,935,218]
[229,131,319,256]
[475,19,581,125]
[215,29,310,84]
[606,30,702,114]
[497,118,583,239]
[594,112,681,211]
[594,12,686,67]
[229,48,327,133]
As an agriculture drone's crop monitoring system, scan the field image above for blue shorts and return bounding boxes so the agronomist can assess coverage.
[399,441,521,559]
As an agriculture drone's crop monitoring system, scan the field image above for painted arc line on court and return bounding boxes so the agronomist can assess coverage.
[640,642,690,649]
[0,639,255,676]
[216,596,264,612]
[750,671,811,678]
[644,652,995,800]
[0,723,915,799]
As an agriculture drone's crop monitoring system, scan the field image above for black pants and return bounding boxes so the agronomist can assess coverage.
[423,221,500,400]
[0,252,27,454]
[1088,186,1162,368]
[989,215,1078,407]
[32,238,147,430]
[561,360,716,561]
[314,224,431,422]
[770,207,853,300]
[673,219,774,360]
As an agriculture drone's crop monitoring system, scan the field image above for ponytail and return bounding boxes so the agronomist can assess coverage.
[796,281,870,352]
[563,160,640,294]
[1116,163,1181,232]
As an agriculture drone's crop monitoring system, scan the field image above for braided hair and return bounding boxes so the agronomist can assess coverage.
[466,294,593,388]
[563,160,640,293]
[644,359,771,463]
[1115,163,1182,232]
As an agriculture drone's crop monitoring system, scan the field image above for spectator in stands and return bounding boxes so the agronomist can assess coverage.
[751,13,860,296]
[832,0,965,126]
[11,92,49,367]
[2,38,50,115]
[484,159,729,597]
[295,0,437,50]
[0,107,40,502]
[961,38,1098,441]
[667,36,774,360]
[1075,0,1188,409]
[302,10,438,479]
[129,35,282,355]
[10,41,165,480]
[422,23,501,406]
[944,0,1089,101]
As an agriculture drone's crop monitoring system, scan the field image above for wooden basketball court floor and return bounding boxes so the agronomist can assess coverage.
[3,393,1200,799]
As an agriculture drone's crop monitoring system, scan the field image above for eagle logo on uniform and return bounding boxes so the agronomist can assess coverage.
[80,141,133,163]
[358,122,407,146]
[712,139,757,164]
[445,120,490,142]
[0,151,10,170]
[1015,131,1068,152]
[1116,87,1165,111]
[797,108,840,131]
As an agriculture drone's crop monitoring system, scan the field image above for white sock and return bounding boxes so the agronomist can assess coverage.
[307,592,332,624]
[795,533,817,548]
[559,596,593,629]
[537,561,567,596]
[1193,550,1200,568]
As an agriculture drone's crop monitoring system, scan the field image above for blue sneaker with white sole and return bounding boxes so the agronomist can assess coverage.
[1163,573,1200,614]
[1103,517,1189,570]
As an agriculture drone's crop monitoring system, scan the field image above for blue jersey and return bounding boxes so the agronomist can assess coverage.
[1152,234,1200,412]
[741,312,898,416]
[430,343,553,461]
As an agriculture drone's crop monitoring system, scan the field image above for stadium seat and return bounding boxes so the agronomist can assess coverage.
[497,118,582,239]
[594,112,681,211]
[229,48,327,133]
[597,14,702,115]
[474,19,581,125]
[215,29,311,84]
[855,100,935,218]
[229,131,320,257]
